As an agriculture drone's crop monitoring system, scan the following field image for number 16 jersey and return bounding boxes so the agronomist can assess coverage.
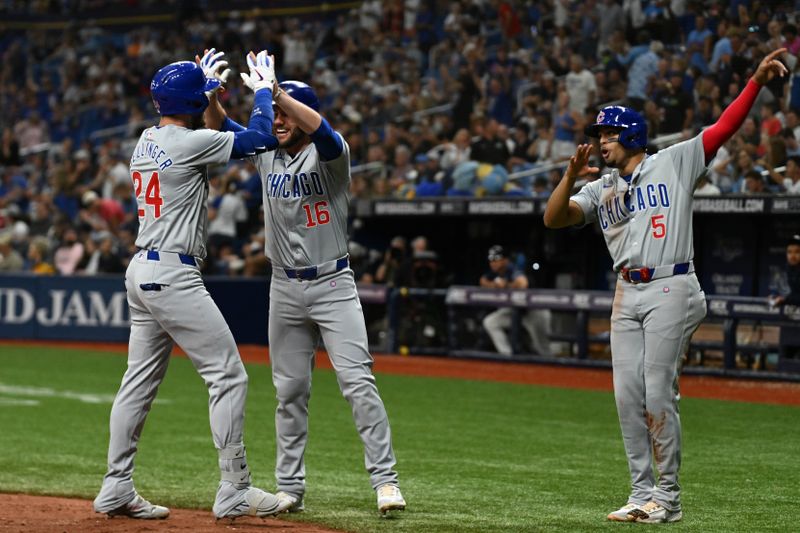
[253,135,351,269]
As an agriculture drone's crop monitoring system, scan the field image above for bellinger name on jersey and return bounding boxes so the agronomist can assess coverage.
[131,136,174,171]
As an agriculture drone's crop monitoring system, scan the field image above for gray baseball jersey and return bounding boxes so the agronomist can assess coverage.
[569,134,708,514]
[131,126,234,259]
[95,124,260,517]
[253,132,399,499]
[570,135,707,271]
[253,136,350,267]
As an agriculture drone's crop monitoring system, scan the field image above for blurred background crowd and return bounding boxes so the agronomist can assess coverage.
[0,0,799,278]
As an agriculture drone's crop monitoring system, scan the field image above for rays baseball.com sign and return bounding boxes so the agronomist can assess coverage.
[0,276,130,340]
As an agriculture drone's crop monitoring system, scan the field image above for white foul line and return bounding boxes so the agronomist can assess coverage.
[0,383,171,405]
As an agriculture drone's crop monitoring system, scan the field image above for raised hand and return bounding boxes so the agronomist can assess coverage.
[752,48,789,86]
[566,144,600,180]
[197,48,231,90]
[240,50,276,93]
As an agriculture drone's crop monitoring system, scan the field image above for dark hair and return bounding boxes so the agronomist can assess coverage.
[781,128,796,140]
[744,170,763,181]
[788,155,800,167]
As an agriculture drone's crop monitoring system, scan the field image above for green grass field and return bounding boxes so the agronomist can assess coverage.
[0,346,798,532]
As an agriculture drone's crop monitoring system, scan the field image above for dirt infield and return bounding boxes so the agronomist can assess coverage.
[2,340,799,533]
[0,494,341,533]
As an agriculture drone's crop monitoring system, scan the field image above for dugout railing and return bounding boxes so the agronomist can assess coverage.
[2,274,799,380]
[356,284,800,380]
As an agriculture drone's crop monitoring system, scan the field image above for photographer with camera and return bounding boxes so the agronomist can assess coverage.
[361,235,407,286]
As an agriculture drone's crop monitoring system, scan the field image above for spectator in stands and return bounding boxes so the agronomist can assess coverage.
[434,128,472,171]
[77,231,124,275]
[760,102,783,156]
[624,39,663,111]
[480,245,551,357]
[743,170,768,195]
[0,166,29,212]
[53,227,84,275]
[13,110,47,150]
[388,145,416,197]
[551,92,583,162]
[686,15,713,75]
[709,21,733,74]
[783,24,800,56]
[0,127,21,166]
[486,72,514,127]
[79,189,124,233]
[0,231,23,272]
[771,155,800,194]
[507,124,537,172]
[782,128,800,157]
[732,149,765,192]
[27,235,55,275]
[735,116,761,158]
[693,174,721,196]
[208,172,247,257]
[597,0,625,58]
[565,54,597,115]
[653,70,694,135]
[471,119,510,166]
[532,175,552,199]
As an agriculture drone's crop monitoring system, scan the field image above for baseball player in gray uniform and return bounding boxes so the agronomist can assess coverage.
[544,49,787,523]
[207,51,405,514]
[93,51,292,520]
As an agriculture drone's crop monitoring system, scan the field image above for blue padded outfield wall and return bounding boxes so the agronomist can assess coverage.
[0,275,269,344]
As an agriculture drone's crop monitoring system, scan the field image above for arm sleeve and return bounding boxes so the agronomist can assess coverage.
[309,117,344,161]
[230,89,279,159]
[221,117,246,133]
[569,179,602,226]
[701,79,761,161]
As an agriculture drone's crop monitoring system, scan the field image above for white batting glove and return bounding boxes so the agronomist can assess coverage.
[199,48,231,96]
[240,50,276,93]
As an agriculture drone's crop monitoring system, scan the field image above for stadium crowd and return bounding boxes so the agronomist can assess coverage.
[0,0,799,276]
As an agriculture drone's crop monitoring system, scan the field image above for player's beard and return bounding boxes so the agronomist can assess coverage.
[278,127,308,152]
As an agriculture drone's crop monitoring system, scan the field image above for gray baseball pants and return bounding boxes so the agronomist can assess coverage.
[268,267,398,497]
[94,252,249,512]
[610,272,706,512]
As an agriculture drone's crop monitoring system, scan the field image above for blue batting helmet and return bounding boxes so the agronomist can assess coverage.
[279,80,319,111]
[584,105,648,150]
[150,61,220,116]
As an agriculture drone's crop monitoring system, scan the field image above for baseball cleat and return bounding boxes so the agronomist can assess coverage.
[275,491,305,513]
[607,503,641,522]
[106,493,169,519]
[214,486,291,520]
[377,484,406,515]
[627,501,682,523]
